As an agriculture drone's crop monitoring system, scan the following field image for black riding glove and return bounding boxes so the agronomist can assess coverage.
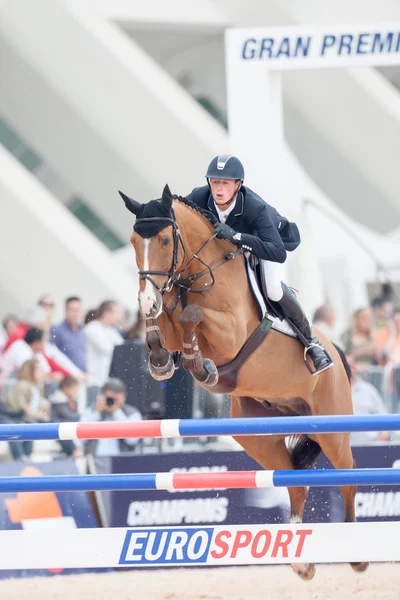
[214,222,240,245]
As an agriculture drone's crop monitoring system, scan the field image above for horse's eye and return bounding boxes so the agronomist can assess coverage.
[161,236,171,248]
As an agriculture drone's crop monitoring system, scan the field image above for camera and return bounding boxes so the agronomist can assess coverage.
[105,396,115,407]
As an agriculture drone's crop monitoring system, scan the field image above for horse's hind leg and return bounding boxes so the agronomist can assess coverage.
[281,445,316,581]
[233,430,315,581]
[231,397,316,581]
[317,432,369,573]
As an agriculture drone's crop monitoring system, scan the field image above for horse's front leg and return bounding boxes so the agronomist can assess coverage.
[179,304,219,387]
[145,317,175,381]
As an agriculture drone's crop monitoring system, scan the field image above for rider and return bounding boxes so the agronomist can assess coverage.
[186,154,333,376]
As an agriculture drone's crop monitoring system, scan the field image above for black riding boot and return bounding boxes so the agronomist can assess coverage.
[277,283,334,375]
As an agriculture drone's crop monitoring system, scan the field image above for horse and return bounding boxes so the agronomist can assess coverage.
[120,184,369,581]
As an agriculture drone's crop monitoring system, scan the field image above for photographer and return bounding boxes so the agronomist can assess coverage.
[80,378,142,456]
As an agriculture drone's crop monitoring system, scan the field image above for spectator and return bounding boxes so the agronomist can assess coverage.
[80,378,141,456]
[341,308,380,370]
[84,309,97,325]
[120,308,137,340]
[2,314,19,337]
[0,327,78,381]
[124,314,146,343]
[109,314,154,412]
[312,304,338,345]
[37,294,56,324]
[0,314,18,353]
[51,297,87,372]
[49,376,83,458]
[382,308,400,407]
[371,295,393,330]
[346,355,389,445]
[0,327,6,356]
[1,307,45,353]
[0,328,47,379]
[4,306,85,381]
[384,308,400,365]
[372,296,394,360]
[5,358,49,460]
[85,301,124,387]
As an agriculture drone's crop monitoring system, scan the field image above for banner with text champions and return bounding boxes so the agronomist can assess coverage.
[226,23,400,70]
[94,446,400,528]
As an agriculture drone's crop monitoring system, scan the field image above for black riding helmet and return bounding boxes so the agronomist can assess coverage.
[205,155,245,182]
[206,155,245,208]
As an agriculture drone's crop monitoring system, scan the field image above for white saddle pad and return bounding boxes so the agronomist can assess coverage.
[245,257,298,339]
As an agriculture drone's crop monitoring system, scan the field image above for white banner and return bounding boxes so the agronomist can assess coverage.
[226,23,400,70]
[0,522,399,569]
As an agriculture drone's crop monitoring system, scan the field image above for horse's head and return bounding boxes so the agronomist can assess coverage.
[120,184,182,318]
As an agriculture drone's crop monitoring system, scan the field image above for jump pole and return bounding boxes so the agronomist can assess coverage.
[0,414,399,441]
[0,468,399,493]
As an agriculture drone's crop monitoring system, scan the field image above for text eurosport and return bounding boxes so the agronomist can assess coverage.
[119,526,312,566]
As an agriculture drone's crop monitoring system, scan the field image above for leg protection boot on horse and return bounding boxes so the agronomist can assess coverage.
[278,283,334,376]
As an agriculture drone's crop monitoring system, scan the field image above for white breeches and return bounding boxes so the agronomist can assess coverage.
[259,260,284,302]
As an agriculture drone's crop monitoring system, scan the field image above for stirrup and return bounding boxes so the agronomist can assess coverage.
[303,343,334,377]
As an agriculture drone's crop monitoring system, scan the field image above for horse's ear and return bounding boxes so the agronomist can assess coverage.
[161,184,173,210]
[118,191,141,215]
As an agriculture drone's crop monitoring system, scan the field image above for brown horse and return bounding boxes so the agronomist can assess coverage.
[121,185,368,580]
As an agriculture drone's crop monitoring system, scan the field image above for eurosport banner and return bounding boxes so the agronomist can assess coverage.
[0,458,106,579]
[226,23,400,70]
[1,521,399,569]
[94,445,400,529]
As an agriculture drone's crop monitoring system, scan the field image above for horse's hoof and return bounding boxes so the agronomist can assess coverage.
[148,353,175,381]
[291,562,316,581]
[203,359,219,386]
[350,561,369,573]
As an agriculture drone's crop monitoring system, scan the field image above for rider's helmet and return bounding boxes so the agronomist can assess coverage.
[205,155,245,182]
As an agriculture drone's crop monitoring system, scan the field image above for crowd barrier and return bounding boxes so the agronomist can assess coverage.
[359,363,400,412]
[0,414,399,569]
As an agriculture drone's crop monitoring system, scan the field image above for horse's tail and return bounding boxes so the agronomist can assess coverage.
[289,435,322,470]
[332,342,351,383]
[290,342,351,470]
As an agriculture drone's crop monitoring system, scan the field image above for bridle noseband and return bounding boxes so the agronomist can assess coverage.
[135,209,242,312]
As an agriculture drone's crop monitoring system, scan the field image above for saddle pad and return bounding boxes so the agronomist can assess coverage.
[244,257,298,339]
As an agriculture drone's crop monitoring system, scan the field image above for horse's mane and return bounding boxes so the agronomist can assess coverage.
[172,195,217,226]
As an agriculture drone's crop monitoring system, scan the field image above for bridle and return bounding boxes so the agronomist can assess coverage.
[135,210,242,312]
[136,216,180,295]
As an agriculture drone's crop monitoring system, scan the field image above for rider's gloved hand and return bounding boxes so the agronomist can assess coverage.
[213,222,240,245]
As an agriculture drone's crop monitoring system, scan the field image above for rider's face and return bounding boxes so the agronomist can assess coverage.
[209,179,240,207]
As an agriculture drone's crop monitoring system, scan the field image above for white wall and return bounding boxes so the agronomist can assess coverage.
[0,0,227,244]
[0,146,137,320]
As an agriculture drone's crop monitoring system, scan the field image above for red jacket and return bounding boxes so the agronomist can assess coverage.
[3,322,29,353]
[3,322,71,376]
